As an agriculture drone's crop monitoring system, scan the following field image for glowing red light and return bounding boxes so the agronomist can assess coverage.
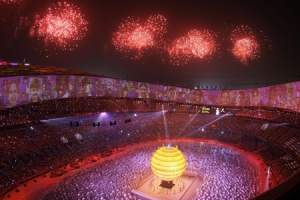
[112,14,167,59]
[168,29,218,65]
[230,25,260,64]
[30,2,88,51]
[188,30,218,58]
[0,0,21,4]
[146,14,167,36]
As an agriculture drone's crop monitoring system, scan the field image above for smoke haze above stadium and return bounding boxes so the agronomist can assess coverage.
[0,0,299,89]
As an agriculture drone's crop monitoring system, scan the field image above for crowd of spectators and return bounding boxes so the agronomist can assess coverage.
[2,97,300,128]
[0,97,202,127]
[235,106,300,127]
[40,142,261,200]
[1,99,300,198]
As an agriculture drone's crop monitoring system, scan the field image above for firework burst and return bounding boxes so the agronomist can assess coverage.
[146,14,167,36]
[30,1,88,51]
[112,14,167,60]
[230,25,260,64]
[0,0,22,4]
[168,29,218,66]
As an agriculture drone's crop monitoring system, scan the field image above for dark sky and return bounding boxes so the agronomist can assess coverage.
[0,0,299,89]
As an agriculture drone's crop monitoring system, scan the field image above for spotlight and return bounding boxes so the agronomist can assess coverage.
[75,133,83,140]
[61,136,68,143]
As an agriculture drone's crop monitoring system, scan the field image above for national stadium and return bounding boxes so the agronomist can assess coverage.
[0,63,300,200]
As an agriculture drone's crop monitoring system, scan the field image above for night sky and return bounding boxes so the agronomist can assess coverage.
[0,0,299,89]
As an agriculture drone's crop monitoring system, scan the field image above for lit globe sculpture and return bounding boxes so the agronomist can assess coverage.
[150,145,187,189]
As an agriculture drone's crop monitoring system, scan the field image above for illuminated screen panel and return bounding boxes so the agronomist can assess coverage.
[0,75,299,112]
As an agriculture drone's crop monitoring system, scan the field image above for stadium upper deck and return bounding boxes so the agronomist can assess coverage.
[1,64,300,113]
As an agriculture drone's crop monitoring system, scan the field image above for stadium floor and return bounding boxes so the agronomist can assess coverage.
[2,139,269,200]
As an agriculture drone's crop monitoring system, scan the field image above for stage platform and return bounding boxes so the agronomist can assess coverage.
[132,172,201,200]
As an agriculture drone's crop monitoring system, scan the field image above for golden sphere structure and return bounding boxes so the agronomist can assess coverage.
[150,145,187,181]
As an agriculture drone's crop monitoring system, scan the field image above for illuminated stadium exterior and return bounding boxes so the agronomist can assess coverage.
[1,65,300,111]
[0,65,300,199]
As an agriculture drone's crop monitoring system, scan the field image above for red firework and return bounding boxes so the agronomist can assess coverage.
[168,29,218,66]
[112,14,167,59]
[168,36,192,66]
[188,30,218,58]
[0,0,21,4]
[146,14,167,36]
[230,25,260,64]
[30,2,88,51]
